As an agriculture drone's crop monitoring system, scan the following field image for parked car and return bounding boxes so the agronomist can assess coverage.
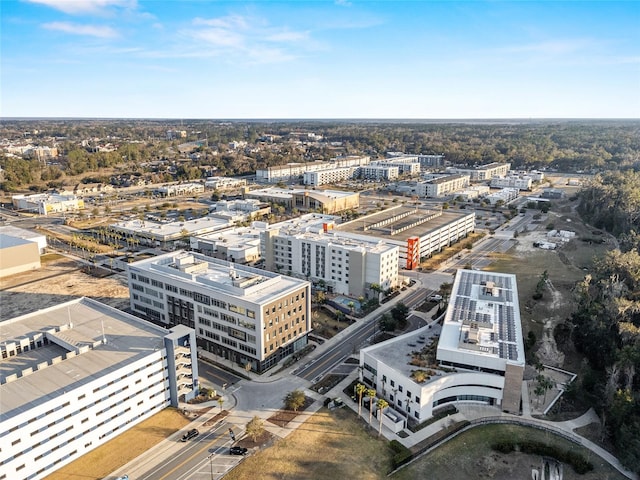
[115,476,129,480]
[229,446,248,456]
[428,294,443,301]
[181,429,199,442]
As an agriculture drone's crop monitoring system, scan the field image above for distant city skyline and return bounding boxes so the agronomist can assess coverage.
[2,0,639,119]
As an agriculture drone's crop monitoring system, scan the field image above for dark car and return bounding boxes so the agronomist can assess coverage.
[181,429,199,442]
[229,446,248,456]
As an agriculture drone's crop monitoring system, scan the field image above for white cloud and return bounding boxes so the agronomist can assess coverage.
[497,39,596,56]
[335,0,352,6]
[43,21,118,38]
[25,0,136,15]
[184,14,312,65]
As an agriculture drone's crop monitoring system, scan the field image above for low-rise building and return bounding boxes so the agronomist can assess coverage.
[485,188,519,205]
[110,216,232,249]
[490,175,533,191]
[360,269,524,426]
[127,251,311,373]
[155,183,205,197]
[191,225,263,264]
[0,225,47,254]
[0,234,41,278]
[12,193,85,215]
[205,177,247,190]
[246,188,359,214]
[0,297,198,480]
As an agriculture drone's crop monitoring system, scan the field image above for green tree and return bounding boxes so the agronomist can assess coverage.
[355,383,366,416]
[391,302,410,329]
[284,390,306,412]
[366,388,376,425]
[376,398,389,437]
[245,415,265,442]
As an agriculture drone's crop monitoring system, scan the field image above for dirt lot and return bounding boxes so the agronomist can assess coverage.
[0,253,130,321]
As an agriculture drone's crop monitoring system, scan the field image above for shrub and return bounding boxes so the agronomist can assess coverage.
[389,440,412,468]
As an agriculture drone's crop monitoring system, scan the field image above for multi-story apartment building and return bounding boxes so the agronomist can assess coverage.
[418,174,470,197]
[490,175,533,191]
[386,153,445,168]
[359,165,399,181]
[372,160,421,175]
[0,297,198,480]
[360,270,524,427]
[261,229,399,298]
[447,162,511,181]
[127,251,311,373]
[303,167,358,186]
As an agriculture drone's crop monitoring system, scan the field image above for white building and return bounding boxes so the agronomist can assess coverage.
[455,185,491,201]
[127,251,311,373]
[0,297,198,480]
[490,175,533,191]
[372,159,421,176]
[386,153,445,168]
[110,216,232,249]
[191,225,263,264]
[447,162,511,181]
[208,199,271,222]
[418,174,470,198]
[261,229,399,298]
[360,270,524,426]
[0,226,47,254]
[303,167,358,186]
[359,165,399,181]
[12,193,85,216]
[155,183,205,197]
[485,188,519,205]
[205,177,247,190]
[335,206,475,270]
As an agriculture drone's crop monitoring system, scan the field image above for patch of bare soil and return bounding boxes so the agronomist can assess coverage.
[237,430,275,449]
[0,253,130,320]
[267,396,315,428]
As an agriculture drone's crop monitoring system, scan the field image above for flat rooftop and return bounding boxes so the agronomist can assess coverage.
[0,297,168,421]
[295,231,398,254]
[364,324,443,381]
[438,269,524,364]
[132,251,308,303]
[335,206,473,242]
[111,216,232,238]
[248,187,357,200]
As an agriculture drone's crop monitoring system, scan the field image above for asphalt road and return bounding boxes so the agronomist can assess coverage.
[135,421,242,480]
[197,359,243,390]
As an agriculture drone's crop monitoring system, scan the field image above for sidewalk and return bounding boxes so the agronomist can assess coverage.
[321,370,637,480]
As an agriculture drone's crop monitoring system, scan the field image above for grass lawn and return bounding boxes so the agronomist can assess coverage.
[44,407,190,480]
[392,424,626,480]
[223,407,393,480]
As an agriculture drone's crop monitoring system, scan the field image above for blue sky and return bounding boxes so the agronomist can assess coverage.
[2,0,639,118]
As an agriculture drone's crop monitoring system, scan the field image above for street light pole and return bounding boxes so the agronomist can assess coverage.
[208,453,214,480]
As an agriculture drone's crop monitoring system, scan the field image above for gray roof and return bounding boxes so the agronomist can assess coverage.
[0,297,169,421]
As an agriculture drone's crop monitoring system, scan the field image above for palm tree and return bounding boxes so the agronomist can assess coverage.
[376,398,389,437]
[366,388,376,425]
[217,397,224,411]
[355,383,366,416]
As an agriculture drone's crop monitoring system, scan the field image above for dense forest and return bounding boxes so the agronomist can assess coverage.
[568,174,640,472]
[1,120,639,191]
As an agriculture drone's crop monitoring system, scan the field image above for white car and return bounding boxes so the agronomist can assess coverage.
[428,294,443,301]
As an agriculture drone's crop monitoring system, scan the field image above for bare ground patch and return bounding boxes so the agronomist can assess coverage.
[0,253,130,320]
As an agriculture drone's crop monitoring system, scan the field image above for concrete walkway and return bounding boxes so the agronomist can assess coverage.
[320,368,637,480]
